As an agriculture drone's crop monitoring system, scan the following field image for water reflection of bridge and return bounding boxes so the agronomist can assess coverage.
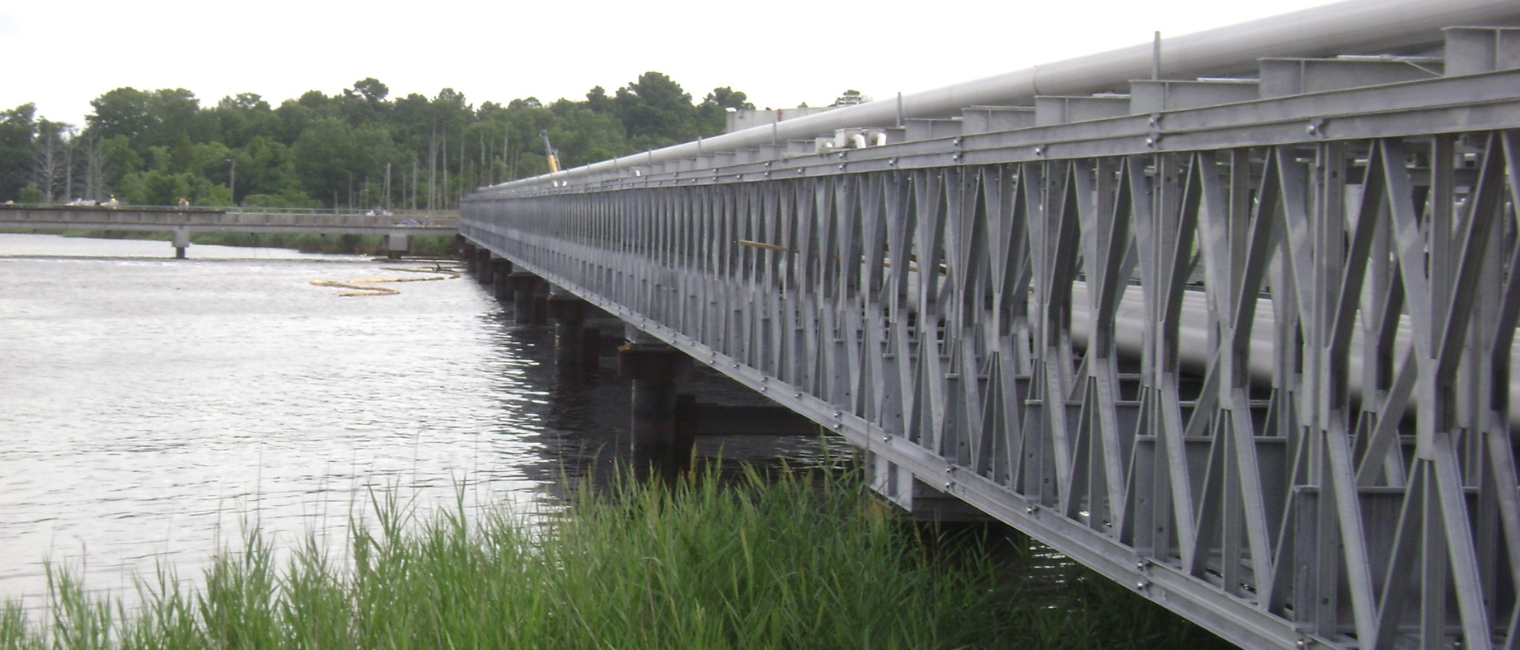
[458,0,1520,646]
[0,205,458,257]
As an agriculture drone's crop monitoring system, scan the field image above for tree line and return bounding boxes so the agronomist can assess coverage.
[0,73,754,210]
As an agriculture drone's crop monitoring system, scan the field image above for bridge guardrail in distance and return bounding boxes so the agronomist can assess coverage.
[0,205,458,232]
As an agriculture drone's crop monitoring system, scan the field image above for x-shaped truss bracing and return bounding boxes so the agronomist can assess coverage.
[463,71,1520,648]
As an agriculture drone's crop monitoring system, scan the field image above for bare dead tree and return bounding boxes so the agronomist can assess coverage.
[63,130,75,201]
[33,124,65,203]
[427,127,437,212]
[80,134,107,202]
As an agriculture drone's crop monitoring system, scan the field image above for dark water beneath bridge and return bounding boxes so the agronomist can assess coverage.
[0,233,837,607]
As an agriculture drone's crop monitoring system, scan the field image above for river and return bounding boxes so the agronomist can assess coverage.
[0,233,832,608]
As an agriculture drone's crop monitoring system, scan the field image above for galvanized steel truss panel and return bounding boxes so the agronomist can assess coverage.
[463,70,1520,649]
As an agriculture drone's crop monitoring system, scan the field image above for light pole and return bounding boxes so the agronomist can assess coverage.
[225,158,236,208]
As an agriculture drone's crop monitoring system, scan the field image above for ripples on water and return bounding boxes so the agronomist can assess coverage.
[0,233,839,608]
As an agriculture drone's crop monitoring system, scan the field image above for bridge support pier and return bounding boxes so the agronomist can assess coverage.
[490,259,514,301]
[385,232,409,259]
[172,227,189,259]
[506,273,543,323]
[461,242,477,272]
[474,249,494,285]
[546,291,591,369]
[618,330,692,463]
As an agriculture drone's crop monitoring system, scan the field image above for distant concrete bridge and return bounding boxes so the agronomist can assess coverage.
[463,0,1520,647]
[0,205,458,257]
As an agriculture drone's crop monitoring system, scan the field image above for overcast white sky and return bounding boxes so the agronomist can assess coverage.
[1,0,1345,127]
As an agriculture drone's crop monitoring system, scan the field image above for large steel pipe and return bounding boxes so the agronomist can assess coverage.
[1066,284,1520,429]
[490,0,1519,190]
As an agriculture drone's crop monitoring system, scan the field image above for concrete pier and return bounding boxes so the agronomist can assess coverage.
[172,227,189,259]
[474,250,494,285]
[618,331,692,463]
[580,327,604,369]
[461,243,477,273]
[490,259,514,301]
[546,292,588,369]
[506,272,542,323]
[385,232,408,258]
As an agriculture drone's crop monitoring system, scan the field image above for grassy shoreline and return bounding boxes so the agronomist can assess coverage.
[0,463,1230,649]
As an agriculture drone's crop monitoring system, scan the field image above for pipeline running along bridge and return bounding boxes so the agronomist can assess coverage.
[460,0,1520,647]
[0,205,458,257]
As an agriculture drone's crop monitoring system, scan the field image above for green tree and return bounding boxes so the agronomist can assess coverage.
[0,104,37,200]
[546,105,628,169]
[339,78,392,126]
[586,86,613,114]
[101,135,142,189]
[211,93,274,150]
[613,72,697,150]
[87,88,152,144]
[33,70,755,207]
[87,88,205,156]
[293,118,393,208]
[697,86,755,137]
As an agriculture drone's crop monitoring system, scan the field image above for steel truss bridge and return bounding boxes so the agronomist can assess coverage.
[462,0,1520,646]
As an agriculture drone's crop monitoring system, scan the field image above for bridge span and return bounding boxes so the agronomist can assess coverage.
[460,0,1520,647]
[0,205,458,257]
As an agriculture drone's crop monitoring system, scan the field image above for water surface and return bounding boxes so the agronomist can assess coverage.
[0,233,826,607]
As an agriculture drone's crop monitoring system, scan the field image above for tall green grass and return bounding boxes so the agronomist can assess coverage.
[0,463,1231,649]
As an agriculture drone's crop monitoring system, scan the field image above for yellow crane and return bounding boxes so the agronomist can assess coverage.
[540,129,561,173]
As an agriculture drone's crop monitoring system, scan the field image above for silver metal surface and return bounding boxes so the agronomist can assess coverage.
[461,3,1520,647]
